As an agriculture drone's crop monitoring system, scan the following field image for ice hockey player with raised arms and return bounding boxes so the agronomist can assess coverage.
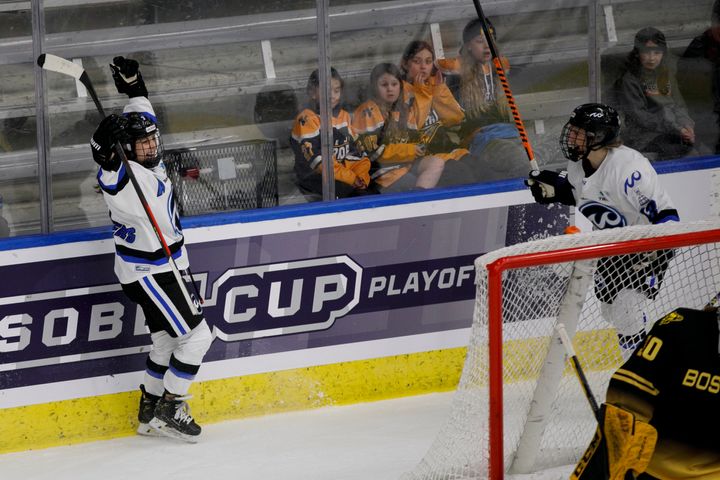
[526,104,679,356]
[90,56,213,442]
[571,296,720,479]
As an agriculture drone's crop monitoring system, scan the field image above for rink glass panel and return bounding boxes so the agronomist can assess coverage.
[0,0,716,236]
[0,3,38,238]
[38,9,318,230]
[326,1,590,179]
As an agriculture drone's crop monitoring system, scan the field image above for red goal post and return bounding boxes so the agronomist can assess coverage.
[404,220,720,480]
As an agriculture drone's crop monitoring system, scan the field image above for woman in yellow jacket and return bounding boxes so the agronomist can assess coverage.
[352,63,445,192]
[398,40,481,186]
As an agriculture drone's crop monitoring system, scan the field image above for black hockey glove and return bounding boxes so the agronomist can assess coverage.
[525,170,576,206]
[90,114,128,171]
[632,249,675,300]
[110,56,148,98]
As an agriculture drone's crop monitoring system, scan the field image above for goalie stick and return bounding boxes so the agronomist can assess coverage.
[556,322,600,418]
[37,53,201,316]
[471,0,538,172]
[557,324,659,480]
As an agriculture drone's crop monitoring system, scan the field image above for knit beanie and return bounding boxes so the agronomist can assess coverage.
[634,27,667,52]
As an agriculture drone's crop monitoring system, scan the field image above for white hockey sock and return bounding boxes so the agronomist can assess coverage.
[145,330,178,397]
[601,289,648,335]
[600,289,649,358]
[163,321,212,395]
[143,372,165,397]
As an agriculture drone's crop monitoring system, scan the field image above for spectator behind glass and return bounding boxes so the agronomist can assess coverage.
[352,63,446,192]
[399,40,478,186]
[614,27,698,160]
[678,0,720,153]
[290,68,376,199]
[438,19,528,182]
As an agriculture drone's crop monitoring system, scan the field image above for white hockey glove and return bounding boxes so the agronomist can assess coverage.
[525,170,575,206]
[110,56,148,98]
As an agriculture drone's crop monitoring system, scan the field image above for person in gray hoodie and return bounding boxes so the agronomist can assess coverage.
[614,27,697,160]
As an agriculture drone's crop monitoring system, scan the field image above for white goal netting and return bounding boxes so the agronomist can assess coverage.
[404,219,720,479]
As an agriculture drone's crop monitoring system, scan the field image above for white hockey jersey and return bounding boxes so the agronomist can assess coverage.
[566,145,679,229]
[97,97,189,284]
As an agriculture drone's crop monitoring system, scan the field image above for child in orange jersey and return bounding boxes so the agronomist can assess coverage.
[290,68,376,198]
[352,63,446,192]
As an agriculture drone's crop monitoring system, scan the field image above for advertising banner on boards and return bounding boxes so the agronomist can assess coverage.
[0,202,565,391]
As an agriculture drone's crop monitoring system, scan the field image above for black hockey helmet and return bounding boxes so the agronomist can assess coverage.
[560,103,621,162]
[121,112,164,168]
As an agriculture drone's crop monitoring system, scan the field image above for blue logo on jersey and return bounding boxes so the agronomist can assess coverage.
[578,201,627,229]
[156,179,165,197]
[112,221,136,242]
[623,170,642,195]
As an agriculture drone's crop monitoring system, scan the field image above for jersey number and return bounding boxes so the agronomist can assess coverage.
[113,222,136,243]
[636,335,662,361]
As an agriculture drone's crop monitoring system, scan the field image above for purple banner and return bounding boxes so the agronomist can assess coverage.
[0,203,567,390]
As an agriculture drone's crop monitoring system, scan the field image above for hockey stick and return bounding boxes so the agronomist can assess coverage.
[471,0,538,172]
[37,53,201,316]
[556,322,600,419]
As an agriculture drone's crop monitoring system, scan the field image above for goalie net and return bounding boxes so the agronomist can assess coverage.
[403,219,720,480]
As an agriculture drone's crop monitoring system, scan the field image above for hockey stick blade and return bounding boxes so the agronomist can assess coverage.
[38,53,106,116]
[37,53,84,79]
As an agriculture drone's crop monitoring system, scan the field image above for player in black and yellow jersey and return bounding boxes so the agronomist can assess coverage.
[573,299,720,479]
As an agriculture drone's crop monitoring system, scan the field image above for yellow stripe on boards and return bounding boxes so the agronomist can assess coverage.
[0,329,623,454]
[502,328,622,383]
[0,347,466,454]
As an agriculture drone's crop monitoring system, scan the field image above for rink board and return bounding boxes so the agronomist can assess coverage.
[0,158,718,453]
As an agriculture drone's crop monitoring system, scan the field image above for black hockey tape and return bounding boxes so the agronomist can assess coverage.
[37,53,85,80]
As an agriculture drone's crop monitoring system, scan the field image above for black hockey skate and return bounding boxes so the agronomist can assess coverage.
[137,384,161,436]
[149,394,202,443]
